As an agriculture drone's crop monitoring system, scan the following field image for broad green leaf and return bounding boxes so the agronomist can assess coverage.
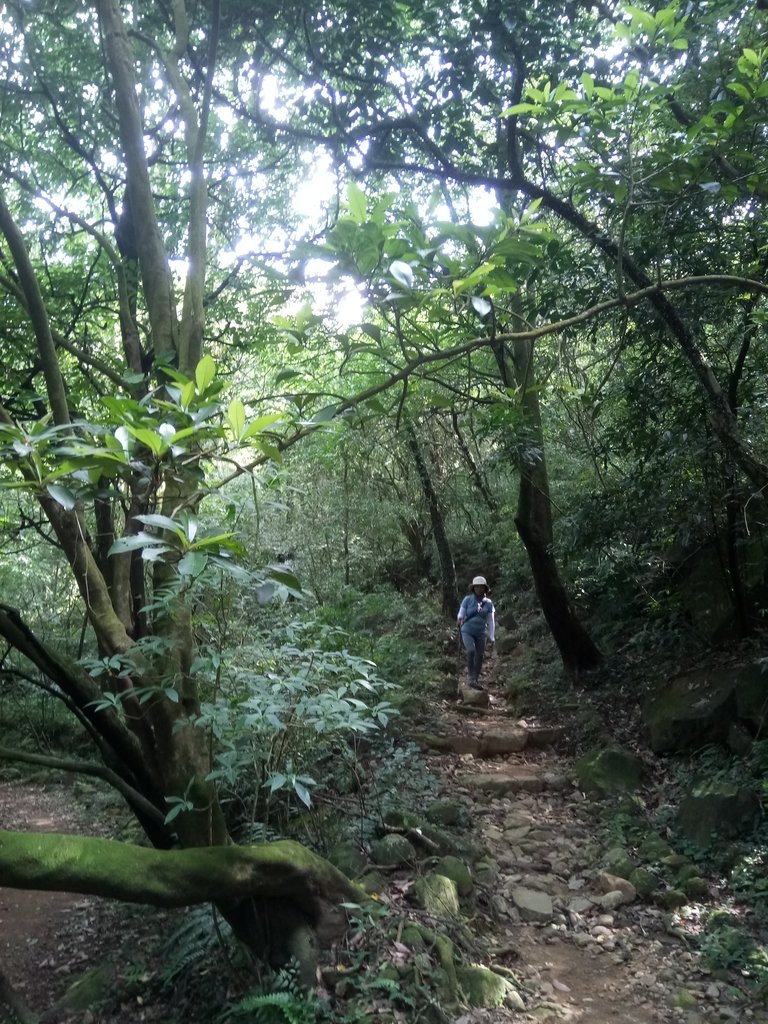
[389,260,414,289]
[195,354,216,394]
[135,513,185,537]
[347,180,367,223]
[178,551,208,576]
[275,368,302,384]
[228,398,246,439]
[242,413,283,438]
[46,484,76,510]
[269,567,302,593]
[108,532,166,555]
[180,381,196,409]
[310,404,338,425]
[125,426,164,455]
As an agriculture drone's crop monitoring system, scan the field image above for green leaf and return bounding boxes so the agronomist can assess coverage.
[134,513,185,538]
[178,551,208,577]
[310,404,338,425]
[125,426,164,455]
[108,532,166,555]
[389,260,414,289]
[275,368,302,384]
[269,567,302,593]
[501,102,540,116]
[347,180,367,223]
[195,355,216,394]
[180,381,196,409]
[227,398,246,440]
[164,688,180,703]
[294,780,312,807]
[46,483,76,510]
[242,413,283,439]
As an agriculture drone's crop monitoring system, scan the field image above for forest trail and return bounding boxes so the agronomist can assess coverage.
[416,656,766,1024]
[0,781,102,1016]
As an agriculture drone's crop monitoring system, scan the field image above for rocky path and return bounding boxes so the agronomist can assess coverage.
[415,678,768,1024]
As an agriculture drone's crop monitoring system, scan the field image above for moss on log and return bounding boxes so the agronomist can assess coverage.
[0,830,362,923]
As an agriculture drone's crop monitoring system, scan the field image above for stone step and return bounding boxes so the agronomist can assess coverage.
[417,722,566,759]
[457,766,569,794]
[418,728,529,758]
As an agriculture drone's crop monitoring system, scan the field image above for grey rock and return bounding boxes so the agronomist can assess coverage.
[598,890,626,911]
[511,886,554,923]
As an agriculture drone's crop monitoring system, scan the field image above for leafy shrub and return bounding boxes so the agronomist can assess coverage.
[192,619,398,832]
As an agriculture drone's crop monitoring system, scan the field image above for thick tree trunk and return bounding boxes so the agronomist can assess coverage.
[507,340,602,672]
[404,421,458,614]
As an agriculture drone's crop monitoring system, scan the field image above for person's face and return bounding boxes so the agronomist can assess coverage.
[473,586,485,598]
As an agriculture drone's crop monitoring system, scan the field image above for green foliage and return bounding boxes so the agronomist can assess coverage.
[190,618,397,831]
[699,913,768,993]
[224,963,332,1024]
[160,907,235,987]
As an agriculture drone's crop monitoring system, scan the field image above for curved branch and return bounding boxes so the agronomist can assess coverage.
[0,830,361,921]
[0,745,165,828]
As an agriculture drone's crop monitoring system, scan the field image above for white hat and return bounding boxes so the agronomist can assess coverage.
[471,575,488,588]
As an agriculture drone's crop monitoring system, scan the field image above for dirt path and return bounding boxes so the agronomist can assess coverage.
[421,666,768,1024]
[0,781,131,1022]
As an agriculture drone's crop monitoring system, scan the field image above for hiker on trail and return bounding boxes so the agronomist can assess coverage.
[457,575,495,689]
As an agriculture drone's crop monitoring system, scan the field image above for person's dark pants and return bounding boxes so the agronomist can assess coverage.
[461,630,486,684]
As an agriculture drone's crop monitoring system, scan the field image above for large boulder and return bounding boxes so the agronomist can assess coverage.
[457,965,514,1008]
[327,842,368,879]
[575,747,644,795]
[434,855,474,898]
[676,779,761,847]
[643,668,737,753]
[734,661,768,733]
[371,833,416,867]
[413,872,461,919]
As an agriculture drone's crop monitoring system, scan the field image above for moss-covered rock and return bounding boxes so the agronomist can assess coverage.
[426,799,472,829]
[676,779,760,848]
[473,858,500,885]
[413,872,461,919]
[682,876,709,899]
[58,965,116,1012]
[327,842,368,879]
[401,924,427,950]
[629,867,659,899]
[657,888,688,910]
[643,670,736,754]
[603,846,637,880]
[371,833,417,867]
[638,833,674,861]
[576,747,644,796]
[457,965,510,1008]
[673,990,698,1010]
[434,855,473,897]
[359,870,386,894]
[383,808,421,830]
[675,863,699,885]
